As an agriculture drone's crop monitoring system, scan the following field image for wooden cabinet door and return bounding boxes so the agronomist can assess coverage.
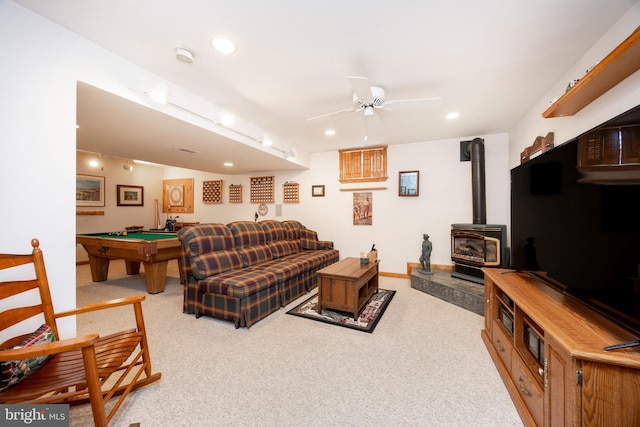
[484,277,493,333]
[545,340,577,427]
[580,360,640,427]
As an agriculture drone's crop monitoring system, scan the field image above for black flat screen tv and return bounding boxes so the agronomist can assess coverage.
[510,108,640,337]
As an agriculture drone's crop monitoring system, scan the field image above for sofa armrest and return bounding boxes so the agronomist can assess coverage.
[299,228,334,250]
[310,240,334,250]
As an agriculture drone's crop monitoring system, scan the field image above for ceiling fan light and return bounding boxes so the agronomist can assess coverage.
[364,106,375,117]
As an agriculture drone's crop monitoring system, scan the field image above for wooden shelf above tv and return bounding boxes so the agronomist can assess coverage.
[543,27,640,118]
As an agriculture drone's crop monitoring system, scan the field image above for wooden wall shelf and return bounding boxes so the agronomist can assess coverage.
[543,27,640,118]
[228,184,243,203]
[250,176,274,203]
[282,182,299,203]
[520,132,554,164]
[339,187,387,191]
[202,180,222,204]
[77,210,104,216]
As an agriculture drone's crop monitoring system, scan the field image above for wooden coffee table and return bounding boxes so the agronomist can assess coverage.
[316,257,380,319]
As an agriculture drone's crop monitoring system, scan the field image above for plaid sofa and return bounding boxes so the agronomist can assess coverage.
[178,220,338,328]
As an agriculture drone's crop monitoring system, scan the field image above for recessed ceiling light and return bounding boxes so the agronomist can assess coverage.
[325,129,336,136]
[220,112,234,126]
[446,112,460,120]
[211,37,236,54]
[223,162,233,167]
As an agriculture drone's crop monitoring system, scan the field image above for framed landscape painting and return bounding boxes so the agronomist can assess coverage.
[76,174,105,207]
[117,185,144,206]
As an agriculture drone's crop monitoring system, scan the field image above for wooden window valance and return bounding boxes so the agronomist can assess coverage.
[339,145,388,183]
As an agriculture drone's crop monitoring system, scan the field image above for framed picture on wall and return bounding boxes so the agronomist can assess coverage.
[353,192,372,225]
[76,174,105,207]
[399,171,419,196]
[116,185,144,206]
[312,185,325,197]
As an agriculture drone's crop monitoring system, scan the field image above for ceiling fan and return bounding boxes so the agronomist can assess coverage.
[306,76,441,121]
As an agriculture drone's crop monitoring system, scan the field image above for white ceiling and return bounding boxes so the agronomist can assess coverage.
[15,0,639,174]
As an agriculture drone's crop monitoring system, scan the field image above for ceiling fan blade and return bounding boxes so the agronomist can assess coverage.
[305,107,359,121]
[348,76,373,100]
[383,97,442,110]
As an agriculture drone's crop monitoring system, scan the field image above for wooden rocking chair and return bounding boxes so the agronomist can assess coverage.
[0,239,161,426]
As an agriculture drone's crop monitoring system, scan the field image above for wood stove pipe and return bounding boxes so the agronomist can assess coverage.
[471,138,486,224]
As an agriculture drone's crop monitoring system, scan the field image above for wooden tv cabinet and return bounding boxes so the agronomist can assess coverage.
[481,268,640,427]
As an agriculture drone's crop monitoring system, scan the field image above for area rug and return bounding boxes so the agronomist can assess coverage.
[286,289,395,333]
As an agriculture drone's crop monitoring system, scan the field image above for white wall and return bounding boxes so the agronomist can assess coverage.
[509,3,640,166]
[1,1,80,339]
[153,133,510,275]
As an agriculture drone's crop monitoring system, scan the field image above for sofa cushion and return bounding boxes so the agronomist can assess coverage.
[0,324,55,392]
[178,223,232,242]
[237,245,273,267]
[228,221,267,247]
[201,270,278,299]
[192,250,243,279]
[288,251,324,270]
[267,240,300,259]
[188,235,235,255]
[259,220,289,242]
[259,258,306,282]
[283,220,304,240]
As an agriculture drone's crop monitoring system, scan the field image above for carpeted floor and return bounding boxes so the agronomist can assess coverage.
[71,261,523,426]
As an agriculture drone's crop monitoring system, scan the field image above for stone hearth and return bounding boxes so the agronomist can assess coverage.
[410,268,484,315]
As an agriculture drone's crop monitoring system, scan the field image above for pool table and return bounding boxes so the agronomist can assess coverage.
[76,231,184,294]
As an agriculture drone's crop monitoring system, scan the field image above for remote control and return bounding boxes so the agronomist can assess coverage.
[603,340,640,351]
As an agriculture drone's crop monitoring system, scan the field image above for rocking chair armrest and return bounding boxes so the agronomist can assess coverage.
[54,295,146,319]
[0,333,100,360]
